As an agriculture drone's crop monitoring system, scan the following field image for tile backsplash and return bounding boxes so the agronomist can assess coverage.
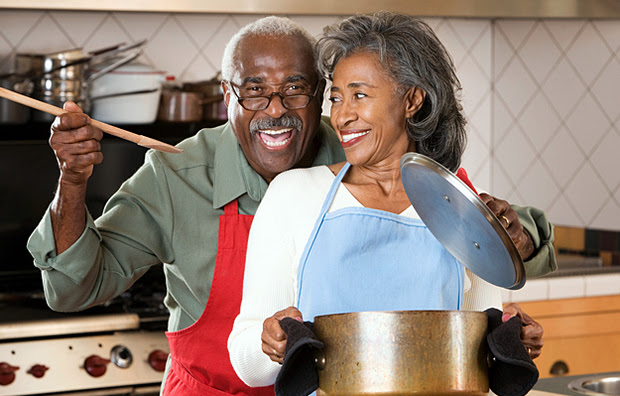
[0,9,618,231]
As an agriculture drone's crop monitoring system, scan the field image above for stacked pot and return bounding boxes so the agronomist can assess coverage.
[0,40,145,124]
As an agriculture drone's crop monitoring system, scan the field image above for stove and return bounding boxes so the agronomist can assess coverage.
[0,270,170,396]
[0,137,175,395]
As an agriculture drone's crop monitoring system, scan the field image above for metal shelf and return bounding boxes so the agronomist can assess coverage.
[0,120,225,143]
[1,0,620,18]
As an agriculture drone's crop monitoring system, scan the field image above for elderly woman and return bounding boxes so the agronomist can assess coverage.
[229,12,543,387]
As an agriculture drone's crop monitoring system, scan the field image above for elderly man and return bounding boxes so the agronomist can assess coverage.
[28,16,554,395]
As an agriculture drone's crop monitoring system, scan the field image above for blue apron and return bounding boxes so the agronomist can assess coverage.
[297,162,464,321]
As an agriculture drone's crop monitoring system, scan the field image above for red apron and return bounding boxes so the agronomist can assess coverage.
[163,200,275,395]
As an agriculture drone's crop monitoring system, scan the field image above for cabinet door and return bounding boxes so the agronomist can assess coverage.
[516,295,620,379]
[536,333,620,378]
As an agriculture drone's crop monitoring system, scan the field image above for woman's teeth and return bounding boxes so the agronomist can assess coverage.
[341,131,369,143]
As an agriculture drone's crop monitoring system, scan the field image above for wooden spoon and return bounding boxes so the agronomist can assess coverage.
[0,86,183,154]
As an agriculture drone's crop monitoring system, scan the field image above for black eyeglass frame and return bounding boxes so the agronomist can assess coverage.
[225,80,321,111]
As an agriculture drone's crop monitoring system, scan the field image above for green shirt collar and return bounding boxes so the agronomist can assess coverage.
[212,118,345,209]
[212,123,267,209]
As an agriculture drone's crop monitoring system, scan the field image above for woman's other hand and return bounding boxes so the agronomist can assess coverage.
[261,306,303,364]
[480,193,535,260]
[503,303,543,359]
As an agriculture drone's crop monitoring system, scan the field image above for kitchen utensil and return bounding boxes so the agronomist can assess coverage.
[90,61,165,124]
[0,86,182,154]
[400,152,525,290]
[157,89,204,122]
[313,310,490,395]
[90,89,160,102]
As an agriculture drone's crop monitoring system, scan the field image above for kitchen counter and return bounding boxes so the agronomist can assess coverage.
[504,267,620,304]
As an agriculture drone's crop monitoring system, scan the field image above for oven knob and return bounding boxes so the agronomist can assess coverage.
[0,362,19,386]
[111,345,133,368]
[27,364,49,378]
[148,350,169,372]
[84,355,111,377]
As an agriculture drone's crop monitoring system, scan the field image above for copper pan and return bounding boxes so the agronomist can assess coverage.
[313,310,490,396]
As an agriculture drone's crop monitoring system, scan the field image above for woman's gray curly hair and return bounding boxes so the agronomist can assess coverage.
[317,12,467,171]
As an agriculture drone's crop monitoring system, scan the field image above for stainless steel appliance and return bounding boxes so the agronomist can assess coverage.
[0,294,169,395]
[0,136,171,395]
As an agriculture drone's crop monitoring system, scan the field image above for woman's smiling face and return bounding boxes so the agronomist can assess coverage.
[329,51,425,168]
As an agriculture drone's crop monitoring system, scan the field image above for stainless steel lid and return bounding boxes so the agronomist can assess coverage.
[400,152,525,290]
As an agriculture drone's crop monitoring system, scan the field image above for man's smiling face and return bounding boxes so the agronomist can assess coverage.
[223,34,323,182]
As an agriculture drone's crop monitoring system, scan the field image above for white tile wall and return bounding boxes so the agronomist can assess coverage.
[0,10,618,233]
[492,19,620,231]
[509,278,550,303]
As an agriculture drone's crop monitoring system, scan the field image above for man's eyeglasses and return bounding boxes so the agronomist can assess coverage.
[226,81,320,111]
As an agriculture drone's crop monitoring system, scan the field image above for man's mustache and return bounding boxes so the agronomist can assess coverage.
[250,114,303,133]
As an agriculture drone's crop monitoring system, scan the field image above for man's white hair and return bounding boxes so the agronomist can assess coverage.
[221,16,317,81]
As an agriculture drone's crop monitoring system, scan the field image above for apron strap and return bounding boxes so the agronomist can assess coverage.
[317,162,350,218]
[223,199,239,215]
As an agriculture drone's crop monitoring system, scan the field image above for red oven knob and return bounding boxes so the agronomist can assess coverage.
[148,350,169,372]
[0,362,20,386]
[84,355,111,377]
[27,364,49,378]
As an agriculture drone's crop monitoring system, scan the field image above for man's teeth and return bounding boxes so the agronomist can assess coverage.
[264,138,290,147]
[342,131,369,143]
[260,128,292,135]
[259,128,292,147]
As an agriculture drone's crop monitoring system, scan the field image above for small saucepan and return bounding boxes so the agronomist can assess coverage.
[157,89,206,123]
[0,73,30,124]
[182,73,227,122]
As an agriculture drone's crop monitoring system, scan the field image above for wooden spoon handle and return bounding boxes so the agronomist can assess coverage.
[0,86,183,154]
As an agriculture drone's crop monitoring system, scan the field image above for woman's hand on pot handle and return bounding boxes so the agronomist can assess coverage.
[479,193,535,260]
[503,303,543,359]
[261,306,303,364]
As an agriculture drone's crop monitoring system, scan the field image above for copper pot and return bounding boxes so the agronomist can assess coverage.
[182,73,227,122]
[157,89,205,123]
[313,310,490,396]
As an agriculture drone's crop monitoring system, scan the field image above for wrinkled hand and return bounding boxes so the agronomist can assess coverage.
[261,306,303,364]
[480,193,534,260]
[49,101,103,186]
[503,303,543,359]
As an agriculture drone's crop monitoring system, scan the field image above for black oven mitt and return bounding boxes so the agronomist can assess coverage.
[275,317,323,396]
[485,308,539,396]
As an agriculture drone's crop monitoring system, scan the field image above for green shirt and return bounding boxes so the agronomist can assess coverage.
[27,120,345,331]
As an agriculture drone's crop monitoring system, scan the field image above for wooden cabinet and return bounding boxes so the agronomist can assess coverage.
[516,295,620,378]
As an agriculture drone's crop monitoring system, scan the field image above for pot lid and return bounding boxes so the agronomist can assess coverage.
[400,152,525,290]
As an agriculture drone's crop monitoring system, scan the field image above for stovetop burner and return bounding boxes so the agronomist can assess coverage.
[0,264,169,336]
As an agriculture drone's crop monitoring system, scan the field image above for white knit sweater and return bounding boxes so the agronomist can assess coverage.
[228,165,502,387]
